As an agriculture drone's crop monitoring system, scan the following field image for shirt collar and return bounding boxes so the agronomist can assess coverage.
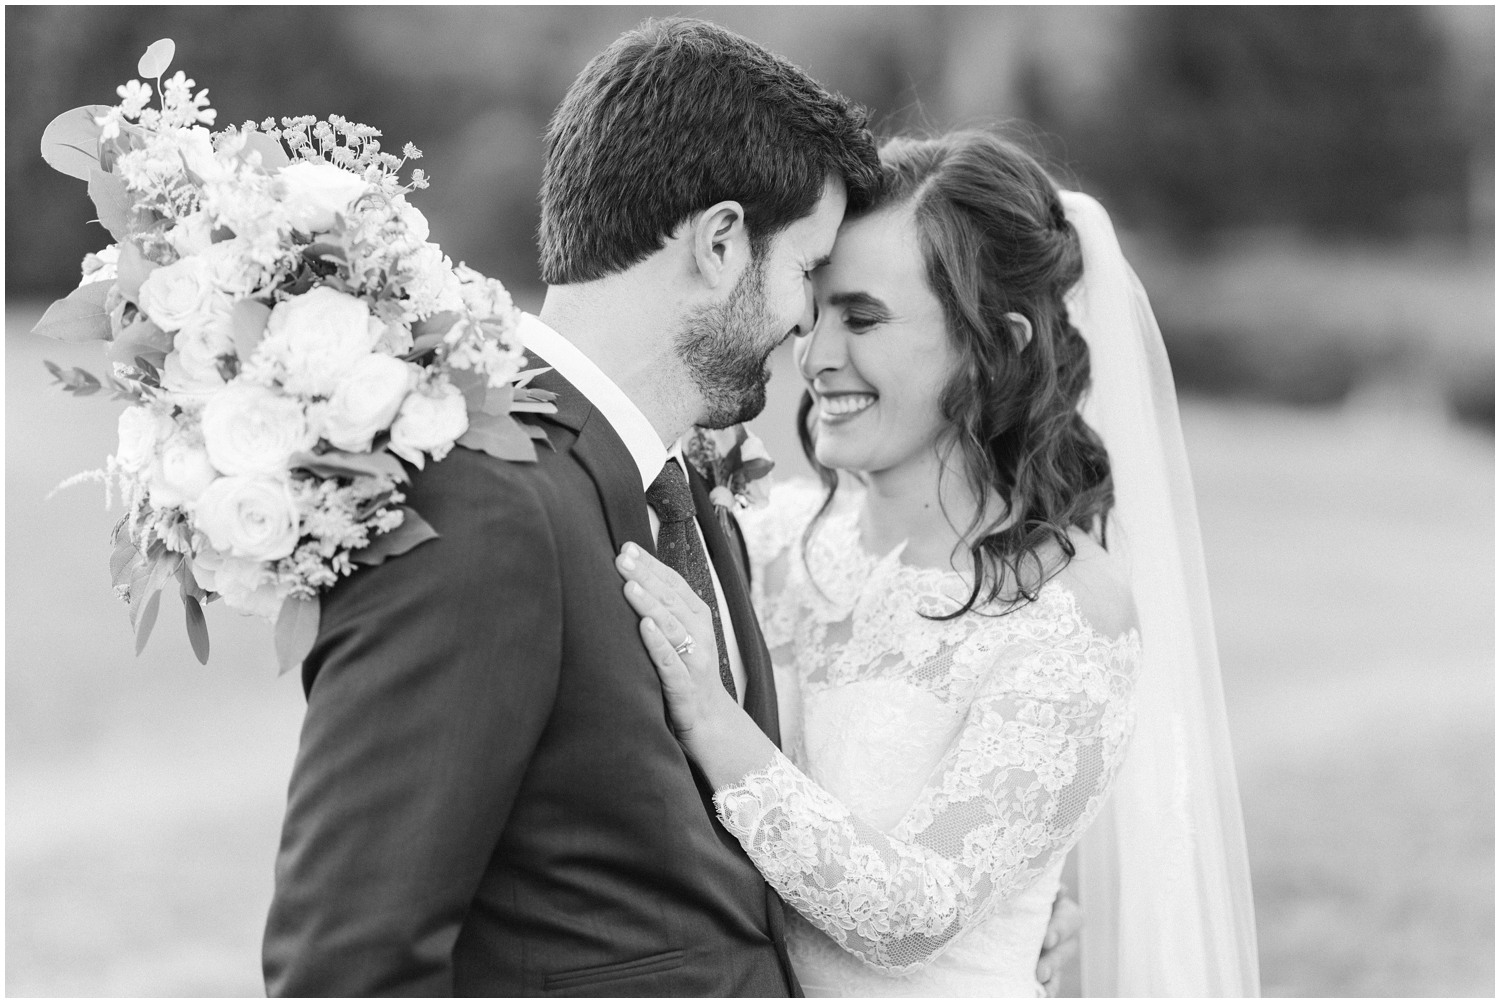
[517,313,669,492]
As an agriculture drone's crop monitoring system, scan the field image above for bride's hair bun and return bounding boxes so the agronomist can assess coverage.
[799,129,1114,617]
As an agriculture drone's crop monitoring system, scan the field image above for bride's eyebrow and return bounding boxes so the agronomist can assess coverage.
[828,291,889,314]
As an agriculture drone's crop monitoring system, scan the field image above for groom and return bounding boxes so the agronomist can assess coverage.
[265,18,1077,996]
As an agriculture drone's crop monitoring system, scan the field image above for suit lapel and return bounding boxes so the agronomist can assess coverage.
[531,366,655,559]
[686,463,781,747]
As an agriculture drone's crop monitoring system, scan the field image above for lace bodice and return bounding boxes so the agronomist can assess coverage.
[724,481,1141,995]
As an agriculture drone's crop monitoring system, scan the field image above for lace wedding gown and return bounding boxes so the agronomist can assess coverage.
[723,482,1142,997]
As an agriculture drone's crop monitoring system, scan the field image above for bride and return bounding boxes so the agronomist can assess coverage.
[617,130,1259,996]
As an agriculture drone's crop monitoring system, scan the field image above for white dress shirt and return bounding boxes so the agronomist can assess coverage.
[517,314,747,703]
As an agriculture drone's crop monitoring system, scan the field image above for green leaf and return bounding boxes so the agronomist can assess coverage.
[231,298,272,359]
[351,507,439,566]
[412,311,461,339]
[480,383,513,417]
[115,241,156,303]
[88,168,135,242]
[137,38,175,79]
[134,588,163,656]
[449,368,487,413]
[182,591,210,665]
[105,315,171,367]
[274,596,320,676]
[43,360,103,396]
[237,130,290,172]
[740,457,775,480]
[111,534,143,592]
[40,104,110,181]
[130,550,182,628]
[31,281,113,343]
[456,412,538,463]
[290,449,410,484]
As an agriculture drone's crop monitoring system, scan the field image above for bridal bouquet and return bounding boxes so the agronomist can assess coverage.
[36,40,552,671]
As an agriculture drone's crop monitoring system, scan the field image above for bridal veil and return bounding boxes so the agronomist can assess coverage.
[1061,191,1261,996]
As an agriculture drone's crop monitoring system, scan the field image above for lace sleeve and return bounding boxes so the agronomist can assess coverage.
[712,628,1140,975]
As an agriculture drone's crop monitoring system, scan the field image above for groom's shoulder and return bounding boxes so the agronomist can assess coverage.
[400,435,575,537]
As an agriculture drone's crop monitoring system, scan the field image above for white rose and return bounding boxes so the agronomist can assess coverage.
[192,548,284,619]
[193,475,301,562]
[279,161,370,234]
[388,383,469,468]
[137,254,233,333]
[201,384,313,476]
[258,287,384,398]
[161,320,235,394]
[115,406,174,472]
[148,438,219,509]
[320,354,415,452]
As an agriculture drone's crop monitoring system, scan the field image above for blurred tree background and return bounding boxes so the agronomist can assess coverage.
[7,6,1493,424]
[6,6,1494,997]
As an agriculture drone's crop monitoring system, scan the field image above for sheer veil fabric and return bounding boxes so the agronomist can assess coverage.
[1061,192,1261,996]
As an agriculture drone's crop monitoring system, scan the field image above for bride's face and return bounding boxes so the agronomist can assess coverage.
[796,207,957,477]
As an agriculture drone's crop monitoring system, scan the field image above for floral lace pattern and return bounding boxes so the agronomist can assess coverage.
[727,482,1141,979]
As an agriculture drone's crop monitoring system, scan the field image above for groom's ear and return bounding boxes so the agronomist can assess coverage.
[690,200,749,289]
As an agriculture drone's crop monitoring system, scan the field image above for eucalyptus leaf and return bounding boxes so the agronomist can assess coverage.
[449,368,487,413]
[231,299,272,359]
[137,39,175,79]
[274,596,320,676]
[182,591,210,665]
[134,588,163,655]
[480,384,514,417]
[110,536,143,591]
[31,281,113,343]
[88,168,135,242]
[237,130,290,172]
[456,413,538,463]
[115,241,156,303]
[40,104,110,181]
[289,449,410,484]
[351,507,440,566]
[411,311,461,338]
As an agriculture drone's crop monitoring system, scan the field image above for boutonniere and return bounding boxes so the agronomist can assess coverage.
[682,424,774,515]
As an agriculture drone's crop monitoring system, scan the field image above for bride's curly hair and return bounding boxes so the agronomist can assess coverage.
[797,130,1113,618]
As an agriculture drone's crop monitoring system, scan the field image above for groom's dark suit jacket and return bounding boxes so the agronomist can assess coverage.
[263,367,799,997]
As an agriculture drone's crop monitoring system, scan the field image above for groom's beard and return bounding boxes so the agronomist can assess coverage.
[674,259,778,429]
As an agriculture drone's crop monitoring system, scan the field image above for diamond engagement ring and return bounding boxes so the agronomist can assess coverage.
[673,635,696,657]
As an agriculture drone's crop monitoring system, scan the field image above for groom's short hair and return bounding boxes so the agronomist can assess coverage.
[538,18,879,285]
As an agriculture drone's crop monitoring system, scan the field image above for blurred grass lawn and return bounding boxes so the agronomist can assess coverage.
[7,301,1494,996]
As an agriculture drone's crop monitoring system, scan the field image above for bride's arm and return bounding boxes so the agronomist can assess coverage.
[617,544,1138,976]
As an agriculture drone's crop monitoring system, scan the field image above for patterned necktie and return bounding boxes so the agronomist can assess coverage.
[646,458,737,700]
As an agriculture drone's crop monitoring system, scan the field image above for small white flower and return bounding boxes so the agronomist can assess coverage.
[80,245,120,286]
[116,79,152,118]
[194,474,301,563]
[388,382,468,468]
[200,383,313,476]
[192,547,285,619]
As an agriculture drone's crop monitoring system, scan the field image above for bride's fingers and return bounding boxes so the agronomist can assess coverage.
[619,545,708,617]
[639,618,690,684]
